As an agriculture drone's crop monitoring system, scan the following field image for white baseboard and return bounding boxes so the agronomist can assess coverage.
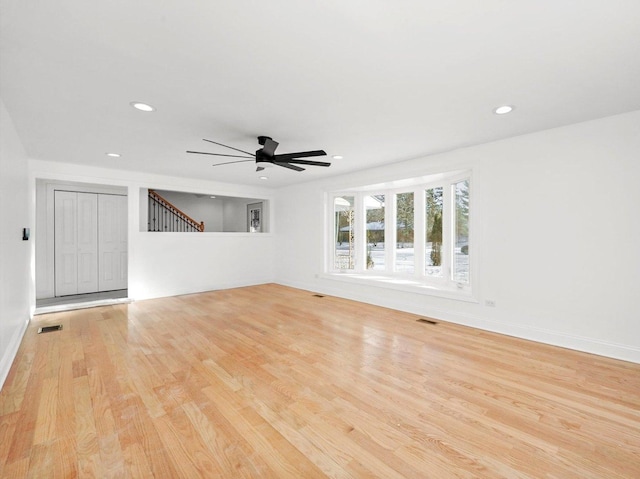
[276,278,640,365]
[132,278,276,301]
[0,317,30,391]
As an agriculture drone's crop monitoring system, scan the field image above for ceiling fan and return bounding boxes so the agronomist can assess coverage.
[187,136,331,172]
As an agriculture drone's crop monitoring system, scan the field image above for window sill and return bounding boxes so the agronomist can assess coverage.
[320,272,478,303]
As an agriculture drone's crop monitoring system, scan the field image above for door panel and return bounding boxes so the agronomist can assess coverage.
[98,194,128,291]
[54,191,79,296]
[76,193,98,293]
[54,191,98,296]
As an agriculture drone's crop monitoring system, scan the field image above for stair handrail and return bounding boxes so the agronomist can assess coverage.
[148,189,205,232]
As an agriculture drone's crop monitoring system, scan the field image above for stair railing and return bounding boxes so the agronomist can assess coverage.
[148,189,205,232]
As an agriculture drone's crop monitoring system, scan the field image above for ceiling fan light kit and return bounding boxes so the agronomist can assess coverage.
[130,101,156,112]
[187,136,331,172]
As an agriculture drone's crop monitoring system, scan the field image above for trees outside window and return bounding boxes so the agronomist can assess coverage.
[426,187,443,277]
[395,192,414,273]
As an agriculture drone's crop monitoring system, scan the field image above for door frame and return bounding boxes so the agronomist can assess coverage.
[36,179,128,299]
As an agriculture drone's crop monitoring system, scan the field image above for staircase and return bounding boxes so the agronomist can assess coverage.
[148,189,205,232]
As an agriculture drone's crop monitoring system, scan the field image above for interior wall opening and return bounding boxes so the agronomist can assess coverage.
[141,188,269,233]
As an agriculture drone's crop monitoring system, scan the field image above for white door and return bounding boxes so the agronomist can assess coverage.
[98,194,128,291]
[55,192,98,295]
[54,191,78,296]
[77,193,99,293]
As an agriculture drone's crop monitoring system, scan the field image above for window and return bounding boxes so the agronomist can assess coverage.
[425,187,443,277]
[453,180,470,283]
[327,171,472,296]
[365,194,385,271]
[333,195,355,270]
[395,192,414,274]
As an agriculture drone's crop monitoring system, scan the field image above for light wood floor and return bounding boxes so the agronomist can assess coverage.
[1,284,639,478]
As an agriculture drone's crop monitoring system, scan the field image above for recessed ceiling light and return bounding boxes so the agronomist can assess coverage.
[130,101,156,112]
[259,176,268,180]
[106,153,121,158]
[493,105,514,115]
[209,195,216,199]
[332,155,343,160]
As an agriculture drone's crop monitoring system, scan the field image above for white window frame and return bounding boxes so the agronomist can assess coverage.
[325,170,474,301]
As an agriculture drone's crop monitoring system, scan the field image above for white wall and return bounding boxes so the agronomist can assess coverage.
[0,99,33,389]
[29,160,276,301]
[275,110,640,363]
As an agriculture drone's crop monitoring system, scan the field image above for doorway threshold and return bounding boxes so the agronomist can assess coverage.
[35,290,131,315]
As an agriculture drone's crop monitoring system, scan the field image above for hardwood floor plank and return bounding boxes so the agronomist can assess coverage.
[152,412,222,478]
[0,411,20,468]
[1,284,639,478]
[4,331,48,465]
[97,433,127,478]
[0,347,33,416]
[73,376,99,459]
[0,457,29,479]
[32,377,58,445]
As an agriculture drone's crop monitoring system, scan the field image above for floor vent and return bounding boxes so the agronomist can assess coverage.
[38,325,63,334]
[313,294,325,298]
[416,319,437,325]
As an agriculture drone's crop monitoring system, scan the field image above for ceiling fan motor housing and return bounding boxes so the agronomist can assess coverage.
[256,150,273,164]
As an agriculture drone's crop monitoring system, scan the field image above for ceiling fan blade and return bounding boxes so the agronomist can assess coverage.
[283,159,331,167]
[202,139,255,156]
[210,159,255,167]
[187,151,253,159]
[275,162,305,172]
[273,150,327,161]
[262,138,279,157]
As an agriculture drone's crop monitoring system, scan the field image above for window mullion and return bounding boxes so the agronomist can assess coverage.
[441,184,453,283]
[330,194,340,272]
[414,188,426,278]
[387,191,397,272]
[354,193,366,272]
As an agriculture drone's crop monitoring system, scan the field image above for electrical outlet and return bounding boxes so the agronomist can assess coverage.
[485,299,496,307]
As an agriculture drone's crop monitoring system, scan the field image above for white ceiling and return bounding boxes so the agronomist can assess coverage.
[2,1,640,188]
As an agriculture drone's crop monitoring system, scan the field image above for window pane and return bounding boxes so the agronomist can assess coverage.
[425,187,443,277]
[334,196,355,270]
[365,194,385,270]
[395,192,414,273]
[453,180,470,283]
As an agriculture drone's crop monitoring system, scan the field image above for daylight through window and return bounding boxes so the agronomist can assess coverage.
[328,172,471,293]
[333,195,355,270]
